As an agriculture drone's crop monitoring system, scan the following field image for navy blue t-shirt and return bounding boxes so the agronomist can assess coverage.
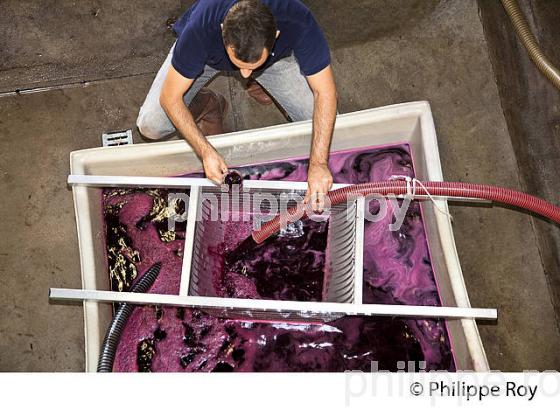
[172,0,330,79]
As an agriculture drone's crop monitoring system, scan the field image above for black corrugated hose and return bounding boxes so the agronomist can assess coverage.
[97,262,161,372]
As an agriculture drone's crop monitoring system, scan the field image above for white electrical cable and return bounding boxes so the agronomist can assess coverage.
[390,175,453,219]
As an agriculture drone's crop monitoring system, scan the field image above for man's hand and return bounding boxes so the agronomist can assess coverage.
[305,162,333,212]
[202,148,228,185]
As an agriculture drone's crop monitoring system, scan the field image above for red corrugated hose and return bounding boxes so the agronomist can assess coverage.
[252,180,560,244]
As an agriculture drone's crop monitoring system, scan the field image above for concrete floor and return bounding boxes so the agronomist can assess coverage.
[1,0,559,371]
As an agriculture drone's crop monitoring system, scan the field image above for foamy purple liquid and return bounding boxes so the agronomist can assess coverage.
[217,219,328,301]
[106,144,455,371]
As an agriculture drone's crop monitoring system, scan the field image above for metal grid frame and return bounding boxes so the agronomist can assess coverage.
[50,175,498,322]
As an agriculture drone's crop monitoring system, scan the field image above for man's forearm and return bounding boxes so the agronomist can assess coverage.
[309,90,337,166]
[161,96,214,159]
[158,66,227,184]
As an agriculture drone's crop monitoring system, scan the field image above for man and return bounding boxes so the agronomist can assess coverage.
[137,0,337,209]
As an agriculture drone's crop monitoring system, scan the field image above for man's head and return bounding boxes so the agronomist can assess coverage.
[222,0,278,78]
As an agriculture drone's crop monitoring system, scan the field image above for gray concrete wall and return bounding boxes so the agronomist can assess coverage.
[478,0,560,328]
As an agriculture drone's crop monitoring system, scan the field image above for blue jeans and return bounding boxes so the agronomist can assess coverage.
[137,43,315,140]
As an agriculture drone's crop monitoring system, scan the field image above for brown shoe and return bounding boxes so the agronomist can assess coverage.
[246,79,273,105]
[188,88,228,136]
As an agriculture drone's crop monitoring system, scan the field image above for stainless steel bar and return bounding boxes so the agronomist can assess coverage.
[67,174,216,188]
[353,196,365,304]
[49,288,497,320]
[67,174,349,191]
[179,185,201,296]
[68,175,491,203]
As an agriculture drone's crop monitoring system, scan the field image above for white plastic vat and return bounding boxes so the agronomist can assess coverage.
[69,101,489,371]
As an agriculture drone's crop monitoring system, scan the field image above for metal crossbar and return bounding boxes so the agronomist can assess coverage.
[58,174,498,322]
[49,288,497,320]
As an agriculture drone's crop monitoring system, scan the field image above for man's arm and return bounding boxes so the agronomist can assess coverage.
[305,64,337,211]
[159,65,228,184]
